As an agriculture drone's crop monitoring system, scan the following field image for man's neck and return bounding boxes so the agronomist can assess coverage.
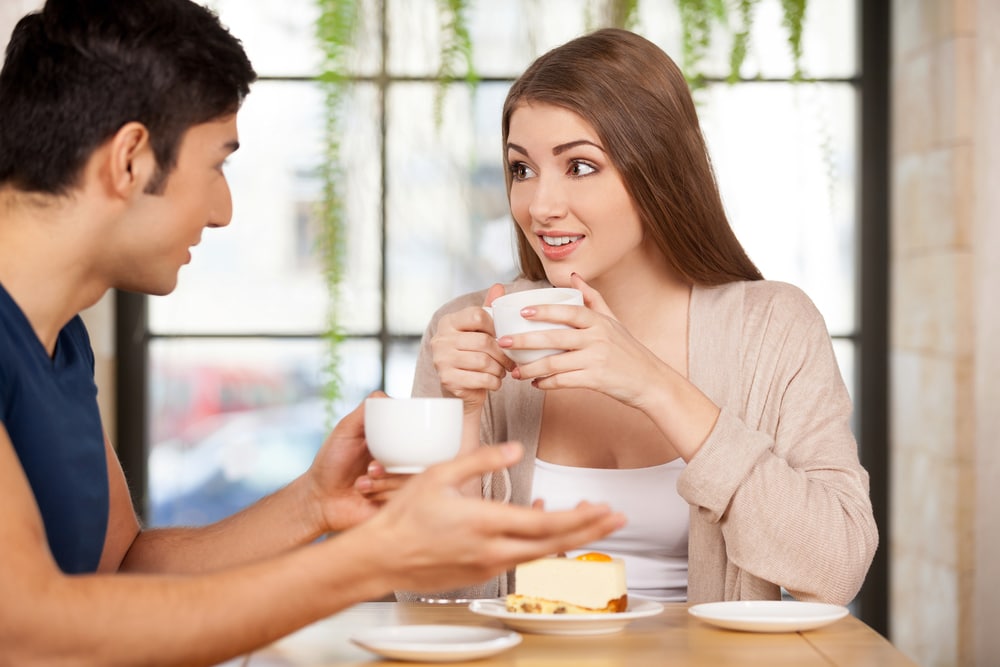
[0,189,108,356]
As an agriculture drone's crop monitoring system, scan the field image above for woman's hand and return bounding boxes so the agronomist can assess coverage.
[502,275,674,410]
[429,283,516,414]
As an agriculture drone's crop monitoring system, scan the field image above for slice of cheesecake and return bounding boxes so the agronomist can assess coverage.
[505,553,628,614]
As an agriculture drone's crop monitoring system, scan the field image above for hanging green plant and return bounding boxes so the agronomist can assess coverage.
[675,0,807,87]
[780,0,807,81]
[315,0,359,417]
[433,0,477,126]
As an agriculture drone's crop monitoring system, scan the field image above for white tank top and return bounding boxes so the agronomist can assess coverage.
[531,457,689,602]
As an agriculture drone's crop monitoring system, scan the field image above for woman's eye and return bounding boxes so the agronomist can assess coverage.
[509,162,536,181]
[569,161,596,177]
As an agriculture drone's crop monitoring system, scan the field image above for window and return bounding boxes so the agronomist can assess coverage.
[116,0,886,629]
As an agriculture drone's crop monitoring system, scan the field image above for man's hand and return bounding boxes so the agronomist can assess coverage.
[355,442,627,593]
[305,393,388,533]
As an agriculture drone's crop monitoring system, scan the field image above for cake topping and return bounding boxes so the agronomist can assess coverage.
[575,552,612,562]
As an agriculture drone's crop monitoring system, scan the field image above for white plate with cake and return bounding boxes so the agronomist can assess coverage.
[687,600,850,633]
[469,552,664,635]
[470,597,664,636]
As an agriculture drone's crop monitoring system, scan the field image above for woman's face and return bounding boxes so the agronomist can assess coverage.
[506,102,654,290]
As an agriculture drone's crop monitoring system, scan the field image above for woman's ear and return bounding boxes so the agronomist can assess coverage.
[107,121,154,196]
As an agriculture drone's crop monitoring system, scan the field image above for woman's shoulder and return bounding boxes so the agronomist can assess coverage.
[695,280,827,337]
[699,279,820,315]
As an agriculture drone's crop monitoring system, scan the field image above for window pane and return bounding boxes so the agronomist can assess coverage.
[832,339,856,404]
[335,83,384,334]
[385,81,516,335]
[386,341,421,399]
[637,0,856,80]
[388,0,593,78]
[699,82,857,335]
[149,81,326,334]
[207,0,322,77]
[207,0,383,78]
[149,81,381,336]
[148,338,380,526]
[386,0,855,81]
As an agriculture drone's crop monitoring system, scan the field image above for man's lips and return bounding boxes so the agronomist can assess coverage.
[538,233,583,260]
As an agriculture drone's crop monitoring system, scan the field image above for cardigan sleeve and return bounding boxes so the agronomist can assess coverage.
[678,283,878,605]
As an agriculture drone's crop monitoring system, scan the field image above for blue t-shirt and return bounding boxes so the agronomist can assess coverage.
[0,282,109,573]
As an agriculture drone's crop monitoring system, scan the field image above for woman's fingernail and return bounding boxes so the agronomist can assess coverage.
[520,307,536,317]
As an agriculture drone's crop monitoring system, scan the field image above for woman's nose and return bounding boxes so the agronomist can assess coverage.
[527,175,568,223]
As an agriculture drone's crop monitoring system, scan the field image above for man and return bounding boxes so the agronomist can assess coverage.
[0,1,624,664]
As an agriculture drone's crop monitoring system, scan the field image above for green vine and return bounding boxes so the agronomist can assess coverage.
[315,0,359,416]
[677,0,726,88]
[604,0,641,29]
[728,0,759,83]
[434,0,477,126]
[676,0,807,88]
[780,0,807,81]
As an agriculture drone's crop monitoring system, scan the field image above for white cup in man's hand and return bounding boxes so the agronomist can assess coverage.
[364,397,463,473]
[483,287,584,364]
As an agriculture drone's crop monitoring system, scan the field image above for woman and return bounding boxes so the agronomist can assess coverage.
[396,28,877,605]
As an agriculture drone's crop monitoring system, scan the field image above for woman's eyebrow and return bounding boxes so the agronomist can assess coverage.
[552,139,604,155]
[506,139,605,157]
[506,142,528,157]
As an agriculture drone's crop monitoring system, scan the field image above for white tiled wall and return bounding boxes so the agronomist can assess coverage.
[890,0,1000,665]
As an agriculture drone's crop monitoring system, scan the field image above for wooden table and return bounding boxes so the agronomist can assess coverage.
[233,601,919,667]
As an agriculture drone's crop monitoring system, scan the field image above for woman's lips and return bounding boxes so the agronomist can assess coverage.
[538,233,583,260]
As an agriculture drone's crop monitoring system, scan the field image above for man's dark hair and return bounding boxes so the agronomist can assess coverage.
[0,0,257,195]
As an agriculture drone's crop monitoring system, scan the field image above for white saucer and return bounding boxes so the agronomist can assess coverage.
[687,600,850,633]
[350,624,521,662]
[468,598,664,636]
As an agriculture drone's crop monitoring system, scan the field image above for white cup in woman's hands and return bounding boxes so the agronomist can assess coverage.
[482,288,583,364]
[364,397,462,473]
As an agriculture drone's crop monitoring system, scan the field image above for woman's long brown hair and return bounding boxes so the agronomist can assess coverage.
[502,28,763,285]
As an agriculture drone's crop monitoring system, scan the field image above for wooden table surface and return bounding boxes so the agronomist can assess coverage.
[234,601,919,667]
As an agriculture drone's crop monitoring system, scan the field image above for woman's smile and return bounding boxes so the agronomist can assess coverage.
[538,232,584,259]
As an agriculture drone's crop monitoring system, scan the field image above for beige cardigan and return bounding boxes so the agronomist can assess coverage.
[404,278,878,605]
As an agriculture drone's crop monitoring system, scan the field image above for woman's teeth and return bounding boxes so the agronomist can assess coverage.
[542,235,582,247]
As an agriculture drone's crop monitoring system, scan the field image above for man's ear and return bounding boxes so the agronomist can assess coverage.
[107,122,155,197]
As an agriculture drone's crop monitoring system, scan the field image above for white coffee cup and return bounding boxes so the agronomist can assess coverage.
[483,287,584,364]
[364,397,462,473]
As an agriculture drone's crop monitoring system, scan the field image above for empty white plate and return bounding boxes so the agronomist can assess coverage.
[688,600,850,633]
[350,624,521,662]
[469,598,664,636]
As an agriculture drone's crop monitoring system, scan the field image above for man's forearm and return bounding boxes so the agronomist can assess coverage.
[4,531,392,667]
[121,475,324,574]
